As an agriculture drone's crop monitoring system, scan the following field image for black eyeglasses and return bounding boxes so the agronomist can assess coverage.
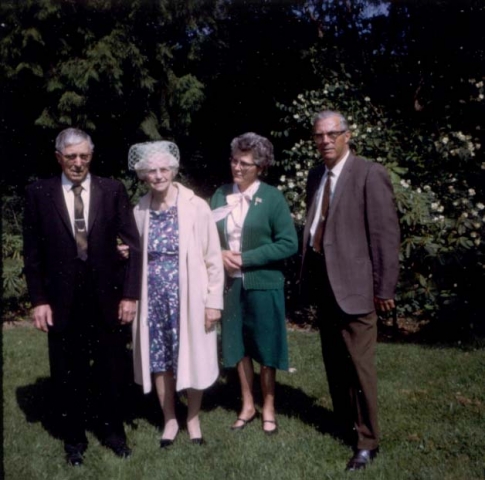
[58,152,92,163]
[313,130,347,143]
[230,158,257,171]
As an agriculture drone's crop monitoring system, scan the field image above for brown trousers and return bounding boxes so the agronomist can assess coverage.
[305,248,379,450]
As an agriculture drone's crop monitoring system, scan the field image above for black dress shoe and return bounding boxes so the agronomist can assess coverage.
[103,438,132,458]
[160,438,174,449]
[345,448,379,471]
[64,443,86,466]
[191,438,205,445]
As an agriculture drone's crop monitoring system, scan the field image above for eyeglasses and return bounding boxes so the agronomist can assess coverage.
[230,158,257,171]
[58,152,92,163]
[146,167,173,175]
[313,130,347,143]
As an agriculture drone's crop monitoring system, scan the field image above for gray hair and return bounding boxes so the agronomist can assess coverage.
[128,141,180,180]
[313,110,349,131]
[55,128,94,153]
[230,132,274,171]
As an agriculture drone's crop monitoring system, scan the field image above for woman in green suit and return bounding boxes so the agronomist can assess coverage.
[211,132,298,434]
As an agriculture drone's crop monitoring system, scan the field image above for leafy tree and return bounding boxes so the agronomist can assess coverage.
[0,0,223,181]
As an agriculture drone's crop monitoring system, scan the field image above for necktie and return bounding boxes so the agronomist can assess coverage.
[312,170,333,253]
[72,184,88,261]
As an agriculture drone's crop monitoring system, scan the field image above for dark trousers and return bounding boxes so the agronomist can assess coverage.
[47,260,129,448]
[304,248,379,450]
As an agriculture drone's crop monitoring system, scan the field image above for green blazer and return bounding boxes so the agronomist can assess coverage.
[211,182,298,290]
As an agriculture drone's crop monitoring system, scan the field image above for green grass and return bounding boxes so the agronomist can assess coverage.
[4,326,485,480]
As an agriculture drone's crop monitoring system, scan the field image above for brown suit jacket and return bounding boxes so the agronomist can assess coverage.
[302,153,400,315]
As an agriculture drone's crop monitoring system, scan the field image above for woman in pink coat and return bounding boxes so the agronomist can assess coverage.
[128,141,224,447]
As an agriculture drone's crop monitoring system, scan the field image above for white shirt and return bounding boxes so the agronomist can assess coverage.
[61,173,91,235]
[309,150,350,244]
[226,180,261,277]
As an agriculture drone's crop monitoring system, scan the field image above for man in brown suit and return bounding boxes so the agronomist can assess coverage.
[301,110,400,471]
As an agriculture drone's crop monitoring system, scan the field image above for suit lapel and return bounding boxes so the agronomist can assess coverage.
[303,166,325,248]
[49,177,74,237]
[88,175,102,234]
[327,154,354,224]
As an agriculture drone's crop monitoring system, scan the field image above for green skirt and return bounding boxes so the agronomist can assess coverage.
[221,277,289,370]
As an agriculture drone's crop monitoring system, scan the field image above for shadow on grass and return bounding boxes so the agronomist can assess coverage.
[16,365,347,447]
[203,368,346,441]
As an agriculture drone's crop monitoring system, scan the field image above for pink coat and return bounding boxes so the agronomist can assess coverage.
[132,182,224,393]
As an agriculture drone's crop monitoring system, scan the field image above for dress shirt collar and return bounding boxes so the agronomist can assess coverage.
[326,150,350,179]
[61,172,91,192]
[231,179,261,200]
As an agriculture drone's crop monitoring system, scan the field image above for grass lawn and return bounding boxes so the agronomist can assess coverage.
[3,324,485,480]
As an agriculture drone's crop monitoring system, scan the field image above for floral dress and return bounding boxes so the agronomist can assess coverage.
[147,206,179,374]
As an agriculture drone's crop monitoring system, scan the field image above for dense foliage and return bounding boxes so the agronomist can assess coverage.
[1,0,484,335]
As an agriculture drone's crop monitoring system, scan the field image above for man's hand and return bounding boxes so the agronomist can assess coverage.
[221,250,242,276]
[118,299,137,324]
[32,304,53,332]
[374,297,395,313]
[204,308,221,333]
[117,244,130,260]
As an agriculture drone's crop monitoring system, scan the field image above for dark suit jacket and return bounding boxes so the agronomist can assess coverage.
[23,174,141,332]
[302,153,400,315]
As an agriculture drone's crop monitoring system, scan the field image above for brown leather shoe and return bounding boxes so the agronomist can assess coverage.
[345,448,379,471]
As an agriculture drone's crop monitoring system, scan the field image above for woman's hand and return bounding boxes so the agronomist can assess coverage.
[221,250,242,275]
[204,308,221,332]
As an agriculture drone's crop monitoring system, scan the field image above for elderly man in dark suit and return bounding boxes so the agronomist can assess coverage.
[301,111,400,471]
[23,128,141,466]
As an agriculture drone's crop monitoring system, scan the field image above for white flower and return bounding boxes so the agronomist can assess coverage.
[442,137,449,144]
[438,206,444,213]
[456,131,466,141]
[461,212,469,218]
[288,181,295,188]
[364,96,370,101]
[476,202,485,210]
[295,163,301,170]
[400,179,409,188]
[474,239,481,246]
[469,188,476,196]
[479,94,484,100]
[416,188,422,193]
[470,232,478,238]
[280,175,286,182]
[293,114,300,119]
[423,185,431,191]
[366,127,372,133]
[431,202,439,211]
[448,186,455,193]
[473,222,481,229]
[476,81,483,88]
